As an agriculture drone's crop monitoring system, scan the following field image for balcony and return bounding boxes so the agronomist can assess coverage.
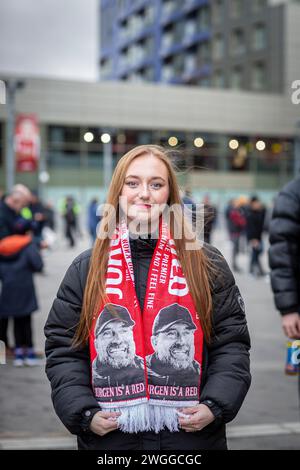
[182,63,212,82]
[117,0,149,23]
[183,0,209,15]
[160,1,185,27]
[117,22,154,50]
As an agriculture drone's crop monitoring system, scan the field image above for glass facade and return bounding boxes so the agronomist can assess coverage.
[0,121,295,193]
[41,124,297,190]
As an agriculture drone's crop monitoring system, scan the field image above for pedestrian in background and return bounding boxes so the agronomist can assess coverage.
[0,241,43,366]
[87,197,101,244]
[61,196,78,248]
[202,194,217,244]
[0,185,32,353]
[225,198,247,273]
[45,145,251,451]
[269,178,300,377]
[245,196,266,277]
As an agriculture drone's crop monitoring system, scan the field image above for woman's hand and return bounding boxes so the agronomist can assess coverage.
[178,404,215,433]
[90,410,121,436]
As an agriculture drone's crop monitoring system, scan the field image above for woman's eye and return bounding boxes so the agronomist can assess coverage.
[126,181,138,188]
[151,183,162,189]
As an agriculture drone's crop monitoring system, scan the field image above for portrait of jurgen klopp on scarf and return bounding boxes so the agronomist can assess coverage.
[92,304,145,392]
[146,304,201,390]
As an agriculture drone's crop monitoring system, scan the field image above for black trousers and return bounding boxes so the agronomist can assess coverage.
[0,315,33,349]
[0,318,9,347]
[65,222,76,247]
[14,315,33,348]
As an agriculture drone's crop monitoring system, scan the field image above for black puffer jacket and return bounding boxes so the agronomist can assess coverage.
[44,240,251,450]
[269,177,300,315]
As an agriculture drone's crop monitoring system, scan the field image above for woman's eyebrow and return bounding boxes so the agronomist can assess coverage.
[125,175,166,181]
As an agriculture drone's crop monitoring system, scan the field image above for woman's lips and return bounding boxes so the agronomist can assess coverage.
[134,204,152,209]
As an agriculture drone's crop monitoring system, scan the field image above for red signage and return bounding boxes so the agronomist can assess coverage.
[15,114,40,172]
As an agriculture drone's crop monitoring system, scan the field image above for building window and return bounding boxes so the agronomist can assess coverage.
[184,53,197,74]
[213,34,224,61]
[174,21,184,43]
[212,0,223,25]
[199,6,210,30]
[162,31,174,52]
[173,54,184,76]
[127,14,143,38]
[198,77,211,88]
[198,41,211,64]
[213,70,225,88]
[230,66,243,89]
[161,63,174,82]
[144,36,154,57]
[252,0,267,14]
[162,0,177,17]
[100,59,112,79]
[230,0,243,18]
[184,19,197,40]
[252,23,266,50]
[252,61,266,90]
[143,4,155,26]
[142,67,155,82]
[231,29,246,56]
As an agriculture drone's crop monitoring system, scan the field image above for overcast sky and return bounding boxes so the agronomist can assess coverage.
[0,0,99,81]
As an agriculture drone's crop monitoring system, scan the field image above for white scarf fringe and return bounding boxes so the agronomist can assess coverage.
[100,402,191,433]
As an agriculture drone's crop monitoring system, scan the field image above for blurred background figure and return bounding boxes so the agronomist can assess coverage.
[0,184,33,356]
[87,197,101,244]
[225,197,247,273]
[181,188,197,232]
[0,185,32,240]
[0,239,43,366]
[28,190,47,247]
[202,193,217,244]
[43,200,56,232]
[60,196,79,248]
[245,196,266,277]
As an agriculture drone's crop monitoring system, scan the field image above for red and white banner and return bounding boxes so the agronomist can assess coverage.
[15,114,40,172]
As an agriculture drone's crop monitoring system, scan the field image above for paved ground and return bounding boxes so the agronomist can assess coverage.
[0,225,299,450]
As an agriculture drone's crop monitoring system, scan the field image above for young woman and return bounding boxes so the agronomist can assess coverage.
[45,145,251,450]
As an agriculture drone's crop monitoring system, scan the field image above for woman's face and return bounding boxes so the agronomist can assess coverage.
[120,154,170,226]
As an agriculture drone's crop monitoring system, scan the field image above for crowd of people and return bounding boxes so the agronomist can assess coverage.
[0,187,105,366]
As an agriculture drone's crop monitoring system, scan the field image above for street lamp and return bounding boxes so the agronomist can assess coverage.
[4,79,26,192]
[101,132,112,189]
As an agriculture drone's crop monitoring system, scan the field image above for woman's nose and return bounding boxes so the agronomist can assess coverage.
[139,184,150,199]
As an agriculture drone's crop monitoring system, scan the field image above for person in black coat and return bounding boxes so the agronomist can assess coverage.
[269,177,300,342]
[0,242,43,366]
[44,145,251,451]
[245,196,266,276]
[0,184,33,352]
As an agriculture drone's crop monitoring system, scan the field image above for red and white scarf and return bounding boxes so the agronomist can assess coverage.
[90,219,204,433]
